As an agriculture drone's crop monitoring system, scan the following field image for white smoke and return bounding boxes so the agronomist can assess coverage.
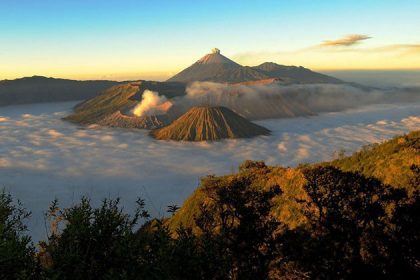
[184,81,383,109]
[132,90,173,117]
[171,82,420,119]
[131,82,419,121]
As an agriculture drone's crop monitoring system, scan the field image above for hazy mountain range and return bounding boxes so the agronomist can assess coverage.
[1,49,348,107]
[0,76,119,106]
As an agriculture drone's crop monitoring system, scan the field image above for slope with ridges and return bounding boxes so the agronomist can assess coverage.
[150,106,270,141]
[96,111,171,129]
[65,81,186,128]
[211,66,269,83]
[65,83,140,124]
[167,49,241,83]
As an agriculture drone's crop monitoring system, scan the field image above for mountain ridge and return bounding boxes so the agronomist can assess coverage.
[0,76,120,106]
[167,49,344,84]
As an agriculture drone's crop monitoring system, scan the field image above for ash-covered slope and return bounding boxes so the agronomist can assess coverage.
[167,48,245,83]
[65,83,140,124]
[167,48,343,84]
[150,106,270,141]
[64,81,184,129]
[96,111,171,129]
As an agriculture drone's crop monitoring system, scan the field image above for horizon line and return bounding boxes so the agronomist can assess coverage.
[3,68,420,82]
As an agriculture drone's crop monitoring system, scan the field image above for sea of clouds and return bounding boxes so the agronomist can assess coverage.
[0,101,419,241]
[136,82,420,119]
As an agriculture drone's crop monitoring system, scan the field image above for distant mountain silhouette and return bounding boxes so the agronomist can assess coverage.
[2,51,346,107]
[252,62,342,84]
[150,106,270,141]
[167,49,343,84]
[0,76,119,106]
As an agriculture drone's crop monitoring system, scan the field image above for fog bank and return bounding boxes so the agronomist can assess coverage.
[0,101,419,241]
[155,82,420,120]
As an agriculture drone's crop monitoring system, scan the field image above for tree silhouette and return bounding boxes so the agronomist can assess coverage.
[387,191,420,278]
[167,204,180,216]
[195,173,282,280]
[1,159,418,279]
[0,189,39,279]
[299,166,408,279]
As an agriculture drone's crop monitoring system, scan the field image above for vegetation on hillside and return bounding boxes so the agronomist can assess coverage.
[0,191,39,279]
[329,130,419,194]
[1,131,418,279]
[169,131,419,231]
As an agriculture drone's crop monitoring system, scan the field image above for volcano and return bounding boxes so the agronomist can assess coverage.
[167,48,267,83]
[150,106,270,141]
[64,82,185,129]
[167,48,342,84]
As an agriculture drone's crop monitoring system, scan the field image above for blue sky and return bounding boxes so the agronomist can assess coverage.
[1,0,419,80]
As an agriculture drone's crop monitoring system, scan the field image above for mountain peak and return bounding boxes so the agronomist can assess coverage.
[211,48,220,54]
[196,49,240,66]
[167,49,343,84]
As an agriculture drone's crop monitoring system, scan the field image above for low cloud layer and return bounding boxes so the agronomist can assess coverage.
[0,101,419,241]
[321,34,371,47]
[156,82,420,120]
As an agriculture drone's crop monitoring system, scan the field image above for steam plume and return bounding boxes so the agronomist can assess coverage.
[132,90,173,117]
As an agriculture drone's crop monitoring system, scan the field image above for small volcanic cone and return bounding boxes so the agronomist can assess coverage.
[150,106,270,141]
[96,111,171,129]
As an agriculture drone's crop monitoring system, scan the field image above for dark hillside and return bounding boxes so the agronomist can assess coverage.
[0,76,119,106]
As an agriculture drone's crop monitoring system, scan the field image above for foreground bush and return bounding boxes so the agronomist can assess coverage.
[0,163,419,279]
[0,190,39,279]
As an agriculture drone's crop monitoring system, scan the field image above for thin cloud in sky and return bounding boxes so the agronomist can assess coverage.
[372,44,420,54]
[319,43,420,54]
[320,34,372,47]
[231,34,420,70]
